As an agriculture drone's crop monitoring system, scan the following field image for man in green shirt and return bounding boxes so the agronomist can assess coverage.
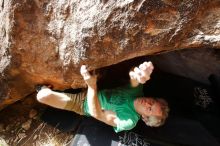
[36,61,169,132]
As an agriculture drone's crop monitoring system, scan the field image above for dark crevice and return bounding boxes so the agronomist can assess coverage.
[1,0,4,9]
[97,56,150,90]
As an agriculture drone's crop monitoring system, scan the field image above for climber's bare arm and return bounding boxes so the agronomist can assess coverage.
[80,65,117,127]
[129,61,154,87]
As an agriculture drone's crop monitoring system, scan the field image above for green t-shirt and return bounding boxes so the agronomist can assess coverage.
[83,84,144,133]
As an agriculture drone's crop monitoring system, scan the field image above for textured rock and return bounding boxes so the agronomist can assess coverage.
[0,0,12,107]
[149,48,220,84]
[0,0,220,109]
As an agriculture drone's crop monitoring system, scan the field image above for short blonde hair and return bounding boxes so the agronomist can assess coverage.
[142,98,169,127]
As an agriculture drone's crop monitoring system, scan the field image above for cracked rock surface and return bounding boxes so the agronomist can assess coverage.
[0,0,220,109]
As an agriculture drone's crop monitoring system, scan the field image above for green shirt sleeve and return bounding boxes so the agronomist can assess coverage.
[114,118,136,133]
[125,84,144,97]
[113,109,139,133]
[112,84,144,98]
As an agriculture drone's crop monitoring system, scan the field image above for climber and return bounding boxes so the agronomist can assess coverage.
[36,61,169,132]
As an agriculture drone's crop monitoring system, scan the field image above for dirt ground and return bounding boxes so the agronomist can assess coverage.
[0,93,74,146]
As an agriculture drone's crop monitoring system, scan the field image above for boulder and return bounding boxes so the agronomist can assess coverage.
[0,0,220,109]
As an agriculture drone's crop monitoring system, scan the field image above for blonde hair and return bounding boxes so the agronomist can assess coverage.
[142,98,169,127]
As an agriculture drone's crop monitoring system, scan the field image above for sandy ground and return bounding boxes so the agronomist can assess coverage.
[0,93,74,146]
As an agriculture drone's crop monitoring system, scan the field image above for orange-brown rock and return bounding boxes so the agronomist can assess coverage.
[0,0,220,109]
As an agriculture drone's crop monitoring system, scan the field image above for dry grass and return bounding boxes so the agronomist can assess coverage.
[0,121,73,146]
[0,137,8,146]
[0,94,74,146]
[34,124,73,146]
[22,123,73,146]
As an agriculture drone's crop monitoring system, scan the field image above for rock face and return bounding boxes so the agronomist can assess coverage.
[149,48,220,84]
[0,0,220,109]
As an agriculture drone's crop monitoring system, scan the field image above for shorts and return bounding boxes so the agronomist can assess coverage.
[63,90,87,115]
